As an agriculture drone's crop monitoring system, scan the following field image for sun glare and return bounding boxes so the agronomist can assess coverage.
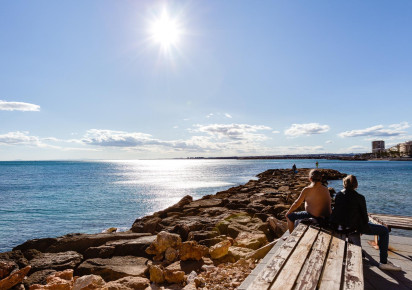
[149,9,182,50]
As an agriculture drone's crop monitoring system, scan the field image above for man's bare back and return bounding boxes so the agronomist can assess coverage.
[285,169,332,232]
[302,183,332,218]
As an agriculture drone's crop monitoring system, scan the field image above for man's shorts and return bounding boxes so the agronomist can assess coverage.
[286,211,314,222]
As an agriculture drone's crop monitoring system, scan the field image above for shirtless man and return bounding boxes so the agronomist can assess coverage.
[285,169,331,232]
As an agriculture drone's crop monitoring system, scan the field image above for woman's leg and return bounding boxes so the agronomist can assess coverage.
[363,223,389,264]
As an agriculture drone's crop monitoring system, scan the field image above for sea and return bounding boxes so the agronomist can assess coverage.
[0,159,411,252]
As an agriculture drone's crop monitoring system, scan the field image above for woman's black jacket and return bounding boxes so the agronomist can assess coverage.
[330,189,370,233]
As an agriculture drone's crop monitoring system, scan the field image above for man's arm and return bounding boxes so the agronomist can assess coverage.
[286,188,307,216]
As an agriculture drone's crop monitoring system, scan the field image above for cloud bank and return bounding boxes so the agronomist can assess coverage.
[285,123,330,137]
[339,122,409,137]
[0,100,40,111]
[191,123,271,141]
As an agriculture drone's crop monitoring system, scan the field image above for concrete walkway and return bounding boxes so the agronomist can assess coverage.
[362,235,412,290]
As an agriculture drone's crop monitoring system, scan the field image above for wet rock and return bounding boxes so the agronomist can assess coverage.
[209,240,231,259]
[179,241,208,261]
[76,256,148,282]
[30,269,74,289]
[29,251,83,273]
[106,235,156,258]
[0,250,29,268]
[24,270,56,288]
[132,196,193,233]
[105,276,150,290]
[0,265,31,290]
[0,260,17,279]
[83,246,115,259]
[267,216,287,238]
[171,224,190,241]
[187,230,218,242]
[72,274,105,290]
[184,199,223,209]
[14,232,151,255]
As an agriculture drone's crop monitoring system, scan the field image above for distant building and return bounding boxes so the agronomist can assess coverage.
[399,141,412,157]
[372,140,385,153]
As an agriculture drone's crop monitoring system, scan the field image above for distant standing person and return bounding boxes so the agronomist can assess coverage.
[331,175,402,271]
[315,161,319,168]
[285,169,331,233]
[292,164,297,174]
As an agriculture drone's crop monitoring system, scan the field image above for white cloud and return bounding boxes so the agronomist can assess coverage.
[284,123,330,137]
[0,131,40,145]
[206,113,214,118]
[82,129,157,147]
[339,122,410,138]
[0,131,58,148]
[272,130,280,134]
[191,123,271,141]
[173,125,179,129]
[325,140,333,144]
[79,124,272,155]
[273,145,325,154]
[225,113,232,118]
[0,100,40,111]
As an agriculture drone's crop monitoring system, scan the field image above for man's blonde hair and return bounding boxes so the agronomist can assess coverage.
[343,175,358,190]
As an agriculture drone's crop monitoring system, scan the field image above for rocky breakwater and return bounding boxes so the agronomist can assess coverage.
[0,168,345,290]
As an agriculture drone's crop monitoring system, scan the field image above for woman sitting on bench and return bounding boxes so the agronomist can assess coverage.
[331,174,402,271]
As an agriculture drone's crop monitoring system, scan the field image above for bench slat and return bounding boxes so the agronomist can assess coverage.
[318,236,346,290]
[269,226,319,290]
[294,230,332,290]
[246,223,308,290]
[343,243,364,290]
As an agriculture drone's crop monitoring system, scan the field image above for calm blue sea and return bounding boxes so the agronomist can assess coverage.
[0,159,411,252]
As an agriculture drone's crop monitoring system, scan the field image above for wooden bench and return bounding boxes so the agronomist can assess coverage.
[368,212,412,249]
[369,213,412,231]
[243,223,363,290]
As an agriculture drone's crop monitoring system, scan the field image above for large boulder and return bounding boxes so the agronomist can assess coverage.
[234,232,268,250]
[106,235,156,258]
[0,265,31,290]
[105,276,150,290]
[72,274,106,290]
[164,262,186,284]
[29,251,83,273]
[267,216,287,238]
[209,240,231,259]
[179,241,208,261]
[145,231,182,257]
[30,269,74,289]
[76,256,148,282]
[149,265,164,284]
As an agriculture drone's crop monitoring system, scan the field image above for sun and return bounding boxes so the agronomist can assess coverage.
[149,9,182,50]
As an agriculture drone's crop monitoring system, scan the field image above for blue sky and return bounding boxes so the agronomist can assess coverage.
[0,1,411,160]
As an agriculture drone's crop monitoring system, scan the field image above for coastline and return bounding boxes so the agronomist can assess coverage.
[0,168,346,289]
